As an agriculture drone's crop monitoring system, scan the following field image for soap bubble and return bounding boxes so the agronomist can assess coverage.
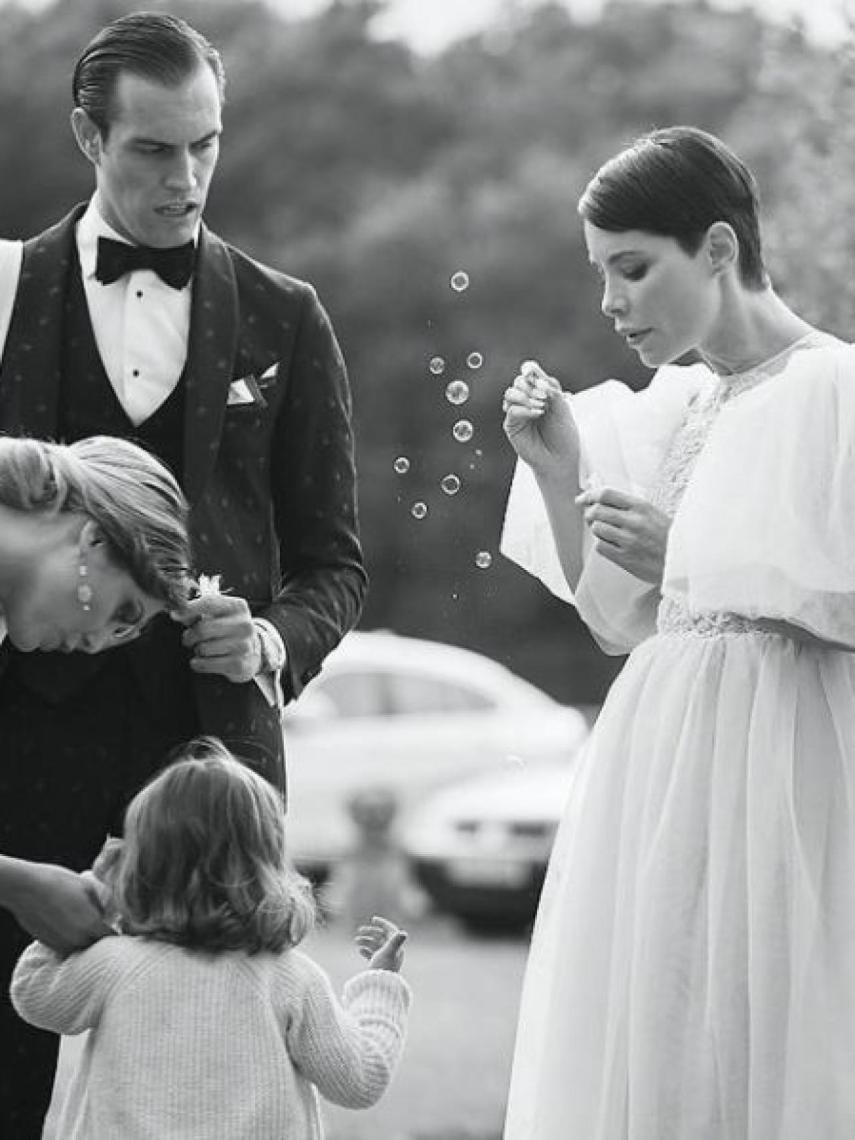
[452,419,474,443]
[441,474,461,496]
[475,551,492,569]
[429,356,446,375]
[393,456,410,475]
[450,270,470,293]
[445,380,470,406]
[411,502,428,520]
[466,352,484,370]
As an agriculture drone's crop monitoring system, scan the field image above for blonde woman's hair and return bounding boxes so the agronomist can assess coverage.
[113,737,317,953]
[0,434,192,608]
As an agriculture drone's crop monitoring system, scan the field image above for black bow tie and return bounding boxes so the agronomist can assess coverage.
[95,236,196,290]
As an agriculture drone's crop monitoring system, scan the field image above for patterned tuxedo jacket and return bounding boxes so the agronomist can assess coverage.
[0,205,367,789]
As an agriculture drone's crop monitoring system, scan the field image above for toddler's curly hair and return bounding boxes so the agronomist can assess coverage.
[113,737,316,953]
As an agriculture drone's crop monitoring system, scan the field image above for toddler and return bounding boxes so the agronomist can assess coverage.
[10,738,410,1139]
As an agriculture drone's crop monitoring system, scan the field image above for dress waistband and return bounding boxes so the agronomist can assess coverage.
[657,596,777,639]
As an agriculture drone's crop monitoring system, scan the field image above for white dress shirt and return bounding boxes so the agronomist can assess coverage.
[75,195,193,426]
[73,196,286,706]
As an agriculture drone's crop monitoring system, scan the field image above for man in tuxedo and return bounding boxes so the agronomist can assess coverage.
[0,11,366,1131]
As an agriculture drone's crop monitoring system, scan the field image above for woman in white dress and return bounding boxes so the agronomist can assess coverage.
[500,125,855,1139]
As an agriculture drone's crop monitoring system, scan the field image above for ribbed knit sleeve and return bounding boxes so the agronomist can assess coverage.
[9,938,123,1034]
[283,956,411,1109]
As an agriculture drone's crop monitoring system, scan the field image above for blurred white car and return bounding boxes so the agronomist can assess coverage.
[400,759,583,932]
[283,630,588,879]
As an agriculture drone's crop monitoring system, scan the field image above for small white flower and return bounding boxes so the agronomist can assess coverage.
[197,574,222,597]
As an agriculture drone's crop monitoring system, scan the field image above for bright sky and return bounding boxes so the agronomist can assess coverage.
[267,0,854,50]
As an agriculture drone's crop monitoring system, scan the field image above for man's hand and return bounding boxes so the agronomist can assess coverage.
[3,861,112,953]
[576,485,670,585]
[173,593,262,683]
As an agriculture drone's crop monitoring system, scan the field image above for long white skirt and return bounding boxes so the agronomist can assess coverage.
[504,629,855,1140]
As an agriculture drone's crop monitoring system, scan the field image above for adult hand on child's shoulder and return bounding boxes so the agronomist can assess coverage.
[9,861,113,953]
[355,915,407,973]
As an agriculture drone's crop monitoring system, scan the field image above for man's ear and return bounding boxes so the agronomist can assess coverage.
[70,108,103,166]
[705,221,739,277]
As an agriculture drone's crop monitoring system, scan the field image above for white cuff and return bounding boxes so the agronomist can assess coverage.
[252,618,287,713]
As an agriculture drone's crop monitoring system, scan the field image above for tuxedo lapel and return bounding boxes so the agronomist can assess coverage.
[182,225,239,504]
[0,206,83,436]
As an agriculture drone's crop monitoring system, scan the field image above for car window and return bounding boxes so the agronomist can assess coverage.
[311,668,496,718]
[313,670,392,717]
[384,673,495,715]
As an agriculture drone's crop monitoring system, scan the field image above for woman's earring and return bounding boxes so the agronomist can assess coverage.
[77,562,93,613]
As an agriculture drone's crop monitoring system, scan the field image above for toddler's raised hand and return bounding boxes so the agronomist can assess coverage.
[355,915,407,973]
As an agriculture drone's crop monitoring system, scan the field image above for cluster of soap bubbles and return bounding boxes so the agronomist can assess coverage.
[393,269,494,573]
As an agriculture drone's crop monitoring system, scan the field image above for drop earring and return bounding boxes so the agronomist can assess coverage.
[77,561,93,613]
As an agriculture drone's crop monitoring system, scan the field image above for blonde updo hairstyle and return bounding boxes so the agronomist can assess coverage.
[0,435,192,608]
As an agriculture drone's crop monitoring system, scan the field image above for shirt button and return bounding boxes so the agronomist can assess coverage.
[136,290,143,298]
[132,369,140,377]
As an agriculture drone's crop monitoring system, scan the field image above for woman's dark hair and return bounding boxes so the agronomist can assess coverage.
[72,11,226,136]
[578,126,767,289]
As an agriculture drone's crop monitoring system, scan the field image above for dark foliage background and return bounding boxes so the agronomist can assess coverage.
[3,0,852,703]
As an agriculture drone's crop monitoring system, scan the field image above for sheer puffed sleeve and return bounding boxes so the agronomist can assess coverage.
[501,363,711,654]
[664,344,855,648]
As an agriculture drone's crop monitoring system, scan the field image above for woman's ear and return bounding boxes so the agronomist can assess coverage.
[706,221,739,277]
[77,518,105,555]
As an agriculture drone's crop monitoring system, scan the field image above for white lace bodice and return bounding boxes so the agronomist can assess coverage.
[653,334,827,637]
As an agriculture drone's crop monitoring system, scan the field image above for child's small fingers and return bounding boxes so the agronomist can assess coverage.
[369,915,399,936]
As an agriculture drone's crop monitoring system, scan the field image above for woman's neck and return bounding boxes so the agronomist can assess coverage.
[698,285,816,377]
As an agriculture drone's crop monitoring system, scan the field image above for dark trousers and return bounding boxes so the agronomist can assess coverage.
[0,637,199,1136]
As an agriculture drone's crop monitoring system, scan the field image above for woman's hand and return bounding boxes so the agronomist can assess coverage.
[502,360,580,477]
[0,858,113,953]
[576,485,670,585]
[355,915,407,973]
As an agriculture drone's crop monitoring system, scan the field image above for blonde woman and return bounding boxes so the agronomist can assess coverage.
[0,432,191,1125]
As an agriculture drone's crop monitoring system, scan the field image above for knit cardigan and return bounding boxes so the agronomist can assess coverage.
[10,936,410,1139]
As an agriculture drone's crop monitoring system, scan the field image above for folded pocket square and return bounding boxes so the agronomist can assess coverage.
[227,374,267,408]
[227,379,255,405]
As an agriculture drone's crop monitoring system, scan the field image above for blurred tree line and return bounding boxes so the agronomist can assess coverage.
[0,0,852,704]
